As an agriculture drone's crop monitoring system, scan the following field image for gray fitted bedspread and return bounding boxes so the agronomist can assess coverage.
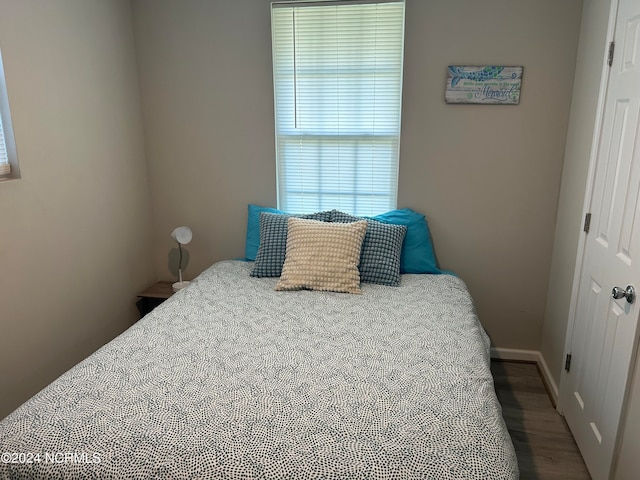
[0,260,518,479]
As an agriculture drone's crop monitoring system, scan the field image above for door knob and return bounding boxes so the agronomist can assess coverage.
[612,285,635,304]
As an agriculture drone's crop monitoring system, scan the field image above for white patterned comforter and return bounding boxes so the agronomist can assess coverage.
[0,260,518,479]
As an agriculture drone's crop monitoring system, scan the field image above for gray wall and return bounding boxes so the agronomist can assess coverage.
[0,0,155,419]
[133,0,582,351]
[399,0,581,349]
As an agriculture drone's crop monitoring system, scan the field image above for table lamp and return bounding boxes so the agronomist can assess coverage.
[171,226,192,292]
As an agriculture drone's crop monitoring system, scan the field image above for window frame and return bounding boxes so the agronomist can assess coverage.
[0,48,19,180]
[271,0,406,216]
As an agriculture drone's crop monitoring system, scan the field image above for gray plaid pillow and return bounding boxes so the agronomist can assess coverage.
[250,211,332,278]
[331,211,407,286]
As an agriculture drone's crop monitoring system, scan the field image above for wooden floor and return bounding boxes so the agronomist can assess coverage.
[490,360,591,480]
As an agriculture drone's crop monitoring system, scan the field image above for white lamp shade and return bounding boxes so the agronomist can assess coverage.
[171,226,193,245]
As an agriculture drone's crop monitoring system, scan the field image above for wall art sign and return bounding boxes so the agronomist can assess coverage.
[445,66,523,105]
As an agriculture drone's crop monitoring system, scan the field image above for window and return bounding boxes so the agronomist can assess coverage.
[0,112,8,177]
[271,0,405,216]
[0,48,18,179]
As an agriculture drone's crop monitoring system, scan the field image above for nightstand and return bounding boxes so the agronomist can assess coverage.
[137,281,174,318]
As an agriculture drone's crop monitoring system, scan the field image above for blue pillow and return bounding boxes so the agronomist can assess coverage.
[331,211,407,286]
[245,204,284,261]
[372,208,441,274]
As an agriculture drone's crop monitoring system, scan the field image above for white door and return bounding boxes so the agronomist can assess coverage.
[562,0,640,478]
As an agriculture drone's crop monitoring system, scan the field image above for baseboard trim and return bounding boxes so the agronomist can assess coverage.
[490,347,559,406]
[537,352,559,407]
[490,347,538,363]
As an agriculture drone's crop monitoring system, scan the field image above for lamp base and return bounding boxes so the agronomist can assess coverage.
[172,281,191,293]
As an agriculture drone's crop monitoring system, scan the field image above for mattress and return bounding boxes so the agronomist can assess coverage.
[0,260,518,479]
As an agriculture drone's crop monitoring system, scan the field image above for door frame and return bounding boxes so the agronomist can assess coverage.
[558,0,640,473]
[559,0,617,416]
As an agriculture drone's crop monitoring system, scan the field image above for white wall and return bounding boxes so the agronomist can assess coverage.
[133,0,582,352]
[0,0,155,419]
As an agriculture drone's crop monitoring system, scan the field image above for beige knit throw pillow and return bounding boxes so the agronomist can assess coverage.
[275,217,367,294]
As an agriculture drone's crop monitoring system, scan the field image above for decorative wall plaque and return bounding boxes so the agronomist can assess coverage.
[445,66,523,105]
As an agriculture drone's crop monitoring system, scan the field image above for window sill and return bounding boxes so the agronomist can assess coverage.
[0,174,19,183]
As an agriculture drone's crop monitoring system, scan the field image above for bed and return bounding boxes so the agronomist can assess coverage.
[0,259,518,479]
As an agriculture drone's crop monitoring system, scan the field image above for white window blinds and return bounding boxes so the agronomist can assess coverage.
[271,0,405,216]
[0,49,12,177]
[0,114,9,176]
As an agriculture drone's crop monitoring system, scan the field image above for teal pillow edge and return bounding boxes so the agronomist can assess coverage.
[245,204,284,261]
[371,208,442,275]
